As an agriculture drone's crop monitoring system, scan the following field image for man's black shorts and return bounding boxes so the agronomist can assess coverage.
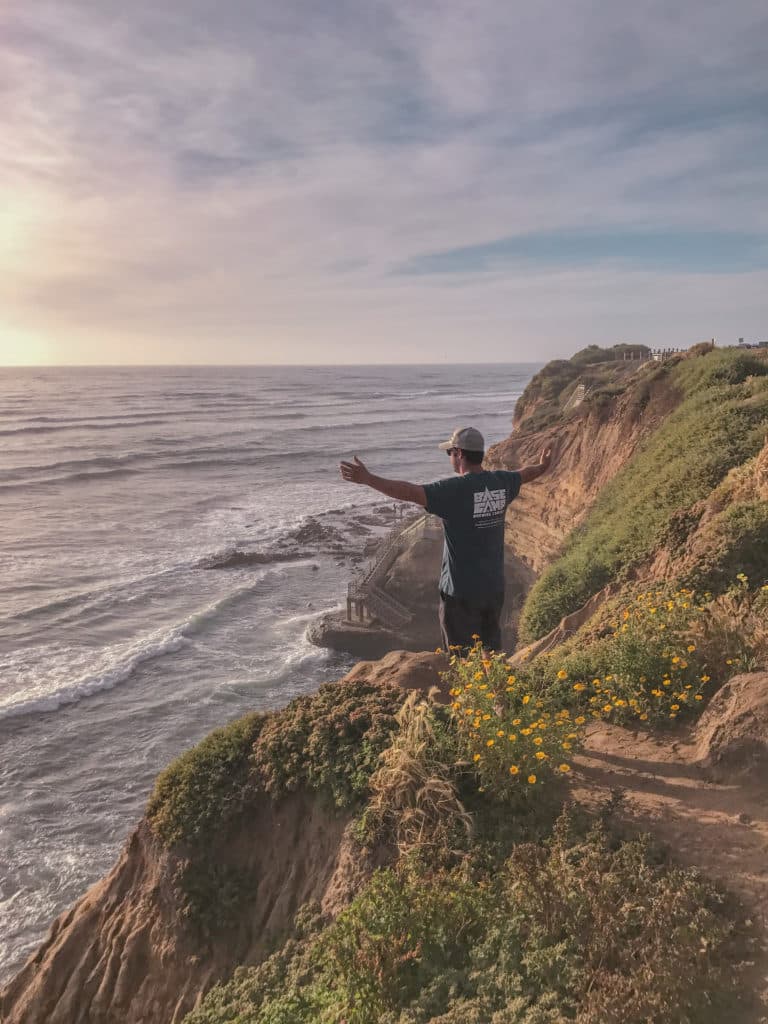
[439,591,504,652]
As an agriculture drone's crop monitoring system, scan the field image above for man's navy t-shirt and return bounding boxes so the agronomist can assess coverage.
[422,470,522,602]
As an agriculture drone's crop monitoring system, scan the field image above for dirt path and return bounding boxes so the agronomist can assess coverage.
[573,719,768,1021]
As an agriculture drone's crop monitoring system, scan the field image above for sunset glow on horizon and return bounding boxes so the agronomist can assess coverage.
[2,0,767,366]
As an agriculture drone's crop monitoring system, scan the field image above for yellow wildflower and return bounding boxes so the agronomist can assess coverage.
[557,669,568,680]
[535,751,547,760]
[559,764,571,773]
[473,753,481,762]
[509,765,519,775]
[527,774,537,784]
[486,739,495,747]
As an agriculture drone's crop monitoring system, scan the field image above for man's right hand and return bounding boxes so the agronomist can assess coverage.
[340,455,370,486]
[339,457,427,507]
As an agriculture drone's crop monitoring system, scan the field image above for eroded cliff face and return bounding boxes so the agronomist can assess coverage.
[0,796,358,1024]
[485,370,681,576]
[0,655,448,1024]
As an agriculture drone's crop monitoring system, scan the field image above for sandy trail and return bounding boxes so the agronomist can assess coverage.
[574,719,768,1021]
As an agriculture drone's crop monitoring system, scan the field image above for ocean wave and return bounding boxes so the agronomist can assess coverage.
[0,576,281,722]
[0,419,168,437]
[0,629,188,721]
[0,468,140,491]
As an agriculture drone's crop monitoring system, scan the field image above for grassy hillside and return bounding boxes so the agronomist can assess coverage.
[519,348,768,642]
[512,343,652,432]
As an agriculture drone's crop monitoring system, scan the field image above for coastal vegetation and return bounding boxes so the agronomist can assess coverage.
[148,568,765,1022]
[511,343,653,432]
[175,630,760,1022]
[519,347,768,641]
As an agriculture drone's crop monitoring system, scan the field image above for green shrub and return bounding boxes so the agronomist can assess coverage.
[688,500,768,592]
[147,712,267,848]
[543,588,713,725]
[251,679,407,808]
[183,810,755,1024]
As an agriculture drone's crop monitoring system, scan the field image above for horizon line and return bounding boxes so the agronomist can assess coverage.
[0,360,548,370]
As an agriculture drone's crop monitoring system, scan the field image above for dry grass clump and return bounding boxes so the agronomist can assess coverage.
[688,575,768,674]
[365,690,473,858]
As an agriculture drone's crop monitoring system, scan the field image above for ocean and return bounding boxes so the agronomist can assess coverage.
[0,362,538,983]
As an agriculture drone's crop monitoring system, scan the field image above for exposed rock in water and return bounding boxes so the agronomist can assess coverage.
[307,612,436,659]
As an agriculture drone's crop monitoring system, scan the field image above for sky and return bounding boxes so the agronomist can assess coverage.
[2,0,767,366]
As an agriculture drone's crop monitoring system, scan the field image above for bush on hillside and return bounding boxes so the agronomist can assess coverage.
[527,588,713,726]
[363,690,473,860]
[688,500,768,594]
[182,809,755,1024]
[689,576,768,674]
[251,679,407,808]
[147,712,267,848]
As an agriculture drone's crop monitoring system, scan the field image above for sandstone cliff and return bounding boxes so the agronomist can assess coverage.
[0,657,445,1024]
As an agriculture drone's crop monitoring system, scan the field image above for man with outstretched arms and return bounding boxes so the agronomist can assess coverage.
[340,426,552,652]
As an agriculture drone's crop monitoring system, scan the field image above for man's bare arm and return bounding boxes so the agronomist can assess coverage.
[340,456,427,507]
[517,447,553,484]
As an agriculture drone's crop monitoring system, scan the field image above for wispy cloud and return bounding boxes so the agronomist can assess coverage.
[2,0,767,364]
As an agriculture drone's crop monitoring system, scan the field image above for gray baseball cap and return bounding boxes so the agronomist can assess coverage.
[438,426,485,452]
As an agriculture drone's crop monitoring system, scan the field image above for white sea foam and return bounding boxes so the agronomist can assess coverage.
[0,575,279,722]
